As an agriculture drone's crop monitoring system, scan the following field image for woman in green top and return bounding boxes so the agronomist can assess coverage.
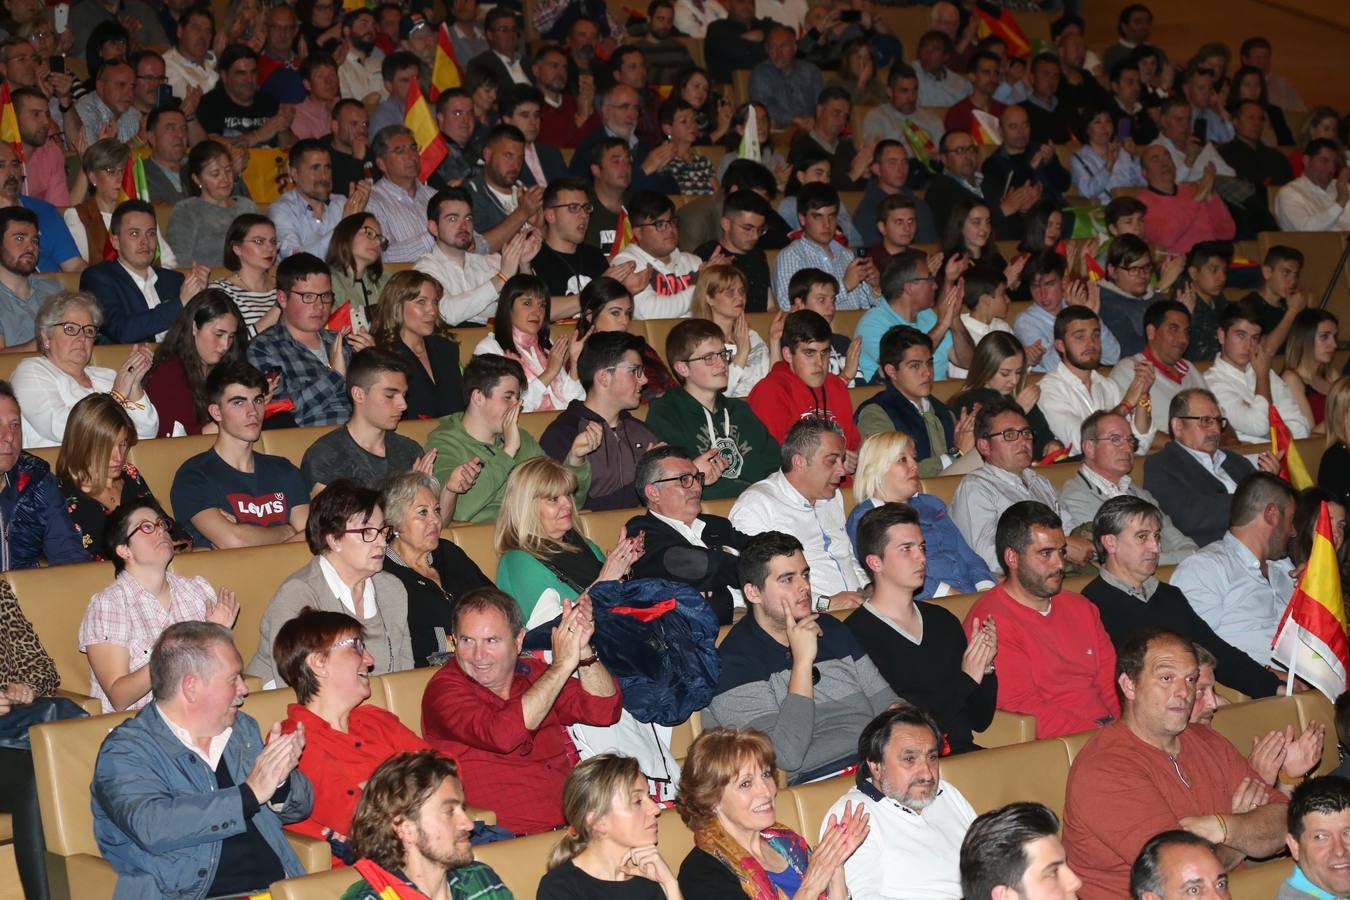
[326,213,392,319]
[494,457,645,628]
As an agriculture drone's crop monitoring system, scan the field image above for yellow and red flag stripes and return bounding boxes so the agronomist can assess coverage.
[1270,404,1313,489]
[1272,501,1349,701]
[972,6,1032,58]
[970,108,1002,146]
[404,78,448,183]
[430,22,461,100]
[609,207,634,260]
[0,82,22,163]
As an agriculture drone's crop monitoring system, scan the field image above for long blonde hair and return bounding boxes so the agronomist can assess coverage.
[548,754,645,870]
[853,431,917,507]
[689,264,747,329]
[1325,375,1350,449]
[494,456,582,557]
[56,393,136,492]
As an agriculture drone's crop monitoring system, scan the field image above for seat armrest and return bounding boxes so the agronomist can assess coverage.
[285,833,333,874]
[53,690,102,716]
[973,711,1036,749]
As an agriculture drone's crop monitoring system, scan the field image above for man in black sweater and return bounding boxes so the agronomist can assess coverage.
[1082,494,1281,699]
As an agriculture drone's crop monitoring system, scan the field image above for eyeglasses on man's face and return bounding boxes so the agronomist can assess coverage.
[985,427,1035,442]
[651,471,706,490]
[686,349,733,366]
[288,290,336,305]
[635,216,678,233]
[1175,414,1228,431]
[344,524,395,543]
[1090,432,1140,451]
[547,202,594,215]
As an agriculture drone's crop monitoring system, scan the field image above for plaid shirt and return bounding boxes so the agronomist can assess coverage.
[78,571,216,712]
[247,325,352,427]
[339,860,512,900]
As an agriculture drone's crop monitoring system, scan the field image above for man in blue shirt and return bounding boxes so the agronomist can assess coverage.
[0,143,82,273]
[855,250,966,382]
[749,24,822,130]
[773,183,878,311]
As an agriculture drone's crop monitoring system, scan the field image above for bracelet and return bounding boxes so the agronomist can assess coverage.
[577,653,600,668]
[1138,394,1152,411]
[1119,400,1135,415]
[1214,813,1228,844]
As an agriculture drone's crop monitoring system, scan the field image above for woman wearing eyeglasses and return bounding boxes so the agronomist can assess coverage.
[64,139,179,266]
[55,394,191,561]
[212,214,281,337]
[326,213,391,319]
[12,290,159,448]
[274,607,429,859]
[78,499,240,713]
[495,457,645,628]
[248,480,414,688]
[165,140,258,268]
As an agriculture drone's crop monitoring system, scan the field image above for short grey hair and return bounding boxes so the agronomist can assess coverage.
[380,470,439,528]
[780,416,842,474]
[35,290,103,354]
[1091,495,1162,561]
[372,124,415,161]
[634,446,691,505]
[1193,642,1217,669]
[1167,387,1220,434]
[82,138,129,178]
[149,621,236,701]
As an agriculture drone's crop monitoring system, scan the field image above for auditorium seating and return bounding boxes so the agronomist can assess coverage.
[1229,858,1295,900]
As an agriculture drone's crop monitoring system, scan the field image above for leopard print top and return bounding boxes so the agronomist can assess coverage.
[0,579,59,696]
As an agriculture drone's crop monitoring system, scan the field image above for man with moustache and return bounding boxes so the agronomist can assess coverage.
[338,9,386,106]
[826,705,979,899]
[271,139,370,260]
[466,124,544,250]
[0,207,60,349]
[1063,629,1288,899]
[0,141,83,274]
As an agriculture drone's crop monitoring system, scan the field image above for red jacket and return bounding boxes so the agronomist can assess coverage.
[421,657,623,835]
[281,703,429,842]
[1138,183,1236,255]
[963,583,1120,739]
[747,361,861,451]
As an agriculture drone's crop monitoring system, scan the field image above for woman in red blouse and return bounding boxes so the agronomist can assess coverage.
[275,607,430,855]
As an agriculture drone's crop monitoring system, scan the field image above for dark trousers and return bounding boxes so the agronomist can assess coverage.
[0,748,49,900]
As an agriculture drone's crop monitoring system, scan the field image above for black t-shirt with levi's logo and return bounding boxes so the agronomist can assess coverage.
[170,448,312,549]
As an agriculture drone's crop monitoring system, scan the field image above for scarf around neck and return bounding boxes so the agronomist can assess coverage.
[693,818,818,900]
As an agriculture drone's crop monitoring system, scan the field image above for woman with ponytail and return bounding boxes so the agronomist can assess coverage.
[538,755,683,900]
[674,728,868,900]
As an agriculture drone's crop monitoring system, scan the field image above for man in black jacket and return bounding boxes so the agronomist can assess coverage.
[1083,494,1281,699]
[626,446,748,625]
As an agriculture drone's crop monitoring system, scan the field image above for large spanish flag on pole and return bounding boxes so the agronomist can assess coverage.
[1272,501,1349,701]
[1270,404,1313,489]
[430,22,461,101]
[404,79,447,183]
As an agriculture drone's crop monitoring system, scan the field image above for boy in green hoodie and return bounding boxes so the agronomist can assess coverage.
[644,319,781,500]
[424,354,597,523]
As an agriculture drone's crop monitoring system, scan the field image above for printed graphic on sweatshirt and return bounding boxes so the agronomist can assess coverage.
[653,271,696,296]
[225,492,290,527]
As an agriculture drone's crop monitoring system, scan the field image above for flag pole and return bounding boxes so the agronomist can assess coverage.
[1285,646,1297,697]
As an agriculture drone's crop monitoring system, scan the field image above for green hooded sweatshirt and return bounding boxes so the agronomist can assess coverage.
[643,388,781,500]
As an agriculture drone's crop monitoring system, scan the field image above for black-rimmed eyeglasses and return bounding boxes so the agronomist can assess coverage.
[650,471,706,489]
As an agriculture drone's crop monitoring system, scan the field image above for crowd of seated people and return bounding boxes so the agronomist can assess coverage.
[0,0,1347,897]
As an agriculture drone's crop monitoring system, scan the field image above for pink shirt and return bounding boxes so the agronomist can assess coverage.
[1138,183,1236,255]
[25,139,70,207]
[290,98,333,141]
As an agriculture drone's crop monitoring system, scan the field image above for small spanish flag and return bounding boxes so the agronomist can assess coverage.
[972,5,1032,58]
[404,78,447,183]
[610,207,633,259]
[1271,501,1349,701]
[970,108,1002,146]
[1270,404,1313,489]
[430,22,461,101]
[0,82,22,163]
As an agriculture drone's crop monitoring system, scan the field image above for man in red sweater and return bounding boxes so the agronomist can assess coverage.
[962,500,1119,740]
[1138,144,1236,256]
[748,309,861,464]
[1063,629,1288,899]
[422,588,622,835]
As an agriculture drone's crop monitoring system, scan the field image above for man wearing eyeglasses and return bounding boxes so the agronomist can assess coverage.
[1206,298,1309,444]
[923,130,986,240]
[626,445,750,625]
[1136,142,1235,257]
[610,190,702,319]
[1143,387,1278,548]
[569,83,679,195]
[535,176,644,313]
[694,189,776,312]
[1097,233,1158,358]
[466,6,530,96]
[257,5,306,105]
[952,397,1096,572]
[1038,306,1156,456]
[1060,412,1196,566]
[246,252,366,428]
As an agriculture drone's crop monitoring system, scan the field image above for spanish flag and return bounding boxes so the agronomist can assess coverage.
[430,22,461,101]
[1270,404,1313,489]
[404,78,447,183]
[1272,501,1349,701]
[353,858,424,899]
[0,82,22,163]
[609,207,633,260]
[970,108,1002,147]
[972,5,1032,58]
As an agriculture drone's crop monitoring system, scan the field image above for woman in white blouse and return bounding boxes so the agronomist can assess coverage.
[1070,108,1145,204]
[690,264,770,398]
[11,291,159,447]
[473,274,585,412]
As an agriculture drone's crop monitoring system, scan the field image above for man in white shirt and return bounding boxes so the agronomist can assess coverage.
[415,185,541,326]
[1038,306,1156,455]
[610,190,702,319]
[951,397,1095,571]
[913,31,972,109]
[1274,139,1350,232]
[1110,298,1208,428]
[338,8,386,105]
[1171,472,1297,666]
[730,417,866,608]
[1206,299,1309,444]
[1150,96,1235,184]
[826,705,977,900]
[862,63,946,158]
[162,7,218,101]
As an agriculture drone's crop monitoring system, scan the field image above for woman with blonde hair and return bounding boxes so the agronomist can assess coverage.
[690,265,770,398]
[845,431,993,597]
[1318,375,1350,510]
[539,754,682,900]
[370,270,465,419]
[1281,309,1338,431]
[952,331,1061,460]
[673,727,867,900]
[55,394,189,560]
[494,457,644,626]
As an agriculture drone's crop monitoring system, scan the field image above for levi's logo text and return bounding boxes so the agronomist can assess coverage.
[227,492,289,526]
